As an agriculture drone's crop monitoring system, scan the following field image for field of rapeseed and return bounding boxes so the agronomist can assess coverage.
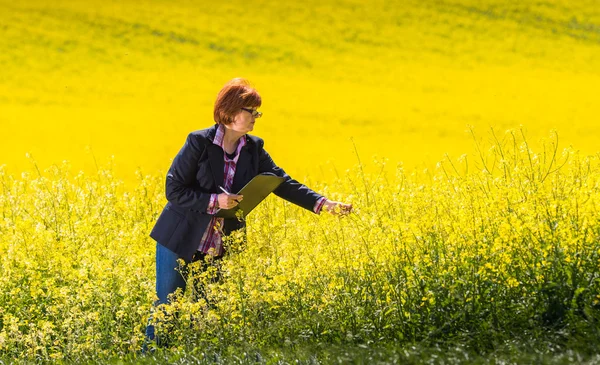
[1,0,599,181]
[1,130,600,363]
[1,0,600,363]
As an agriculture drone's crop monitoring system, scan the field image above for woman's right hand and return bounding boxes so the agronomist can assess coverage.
[323,199,353,216]
[217,193,243,209]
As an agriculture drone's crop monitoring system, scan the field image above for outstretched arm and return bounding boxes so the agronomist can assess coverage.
[257,140,352,215]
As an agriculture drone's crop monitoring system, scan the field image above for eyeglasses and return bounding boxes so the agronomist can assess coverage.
[241,107,262,118]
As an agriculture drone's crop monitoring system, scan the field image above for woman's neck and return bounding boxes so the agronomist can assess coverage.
[222,126,244,152]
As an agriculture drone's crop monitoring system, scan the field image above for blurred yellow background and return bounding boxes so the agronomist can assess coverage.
[1,0,598,184]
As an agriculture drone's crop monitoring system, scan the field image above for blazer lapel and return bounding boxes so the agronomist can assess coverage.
[207,144,224,190]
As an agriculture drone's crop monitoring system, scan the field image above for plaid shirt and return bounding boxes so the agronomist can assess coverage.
[197,124,326,256]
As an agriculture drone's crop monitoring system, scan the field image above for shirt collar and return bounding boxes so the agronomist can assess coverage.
[213,123,247,150]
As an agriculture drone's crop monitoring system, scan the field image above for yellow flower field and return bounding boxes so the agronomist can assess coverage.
[1,129,599,362]
[1,0,599,182]
[1,0,599,362]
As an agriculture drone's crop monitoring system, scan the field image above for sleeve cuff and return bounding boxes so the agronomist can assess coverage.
[313,197,327,214]
[207,194,219,214]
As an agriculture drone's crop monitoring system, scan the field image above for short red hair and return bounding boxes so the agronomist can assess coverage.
[213,78,262,125]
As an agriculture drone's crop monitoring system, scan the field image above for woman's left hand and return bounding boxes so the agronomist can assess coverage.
[323,200,353,216]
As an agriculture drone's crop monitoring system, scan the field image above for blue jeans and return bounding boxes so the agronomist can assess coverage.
[143,242,220,347]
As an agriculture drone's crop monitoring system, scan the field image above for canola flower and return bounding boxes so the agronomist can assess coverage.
[0,128,599,361]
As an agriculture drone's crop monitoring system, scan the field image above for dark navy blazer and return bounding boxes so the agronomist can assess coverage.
[149,124,323,262]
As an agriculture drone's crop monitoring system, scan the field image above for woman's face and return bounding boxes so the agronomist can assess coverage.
[229,107,260,134]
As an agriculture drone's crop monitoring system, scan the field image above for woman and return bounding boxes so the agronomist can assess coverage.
[143,78,352,348]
